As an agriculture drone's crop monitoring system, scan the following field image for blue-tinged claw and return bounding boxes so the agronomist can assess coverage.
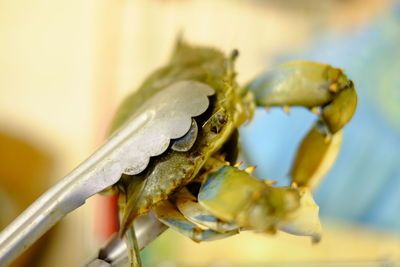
[175,187,238,232]
[198,165,323,241]
[199,166,317,234]
[153,199,238,242]
[198,166,267,224]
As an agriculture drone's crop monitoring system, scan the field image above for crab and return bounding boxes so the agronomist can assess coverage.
[106,40,357,266]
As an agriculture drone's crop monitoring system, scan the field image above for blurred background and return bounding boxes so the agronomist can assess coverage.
[0,0,399,266]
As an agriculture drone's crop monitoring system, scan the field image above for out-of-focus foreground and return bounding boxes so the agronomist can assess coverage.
[0,0,399,266]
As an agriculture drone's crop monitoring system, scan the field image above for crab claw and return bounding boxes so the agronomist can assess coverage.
[246,61,356,189]
[279,188,322,243]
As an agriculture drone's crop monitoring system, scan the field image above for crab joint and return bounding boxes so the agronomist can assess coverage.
[322,82,357,134]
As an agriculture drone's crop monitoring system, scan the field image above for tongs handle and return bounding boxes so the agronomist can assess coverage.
[0,111,150,266]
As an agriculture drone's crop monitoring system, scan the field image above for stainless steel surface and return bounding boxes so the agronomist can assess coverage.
[0,80,214,266]
[87,259,112,267]
[86,212,168,267]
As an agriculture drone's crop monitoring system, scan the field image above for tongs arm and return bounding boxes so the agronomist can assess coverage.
[86,212,168,267]
[0,110,150,266]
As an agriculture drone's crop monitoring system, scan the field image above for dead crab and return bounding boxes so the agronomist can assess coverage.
[106,40,357,266]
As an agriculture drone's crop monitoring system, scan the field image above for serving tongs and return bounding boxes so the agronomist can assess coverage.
[0,81,214,267]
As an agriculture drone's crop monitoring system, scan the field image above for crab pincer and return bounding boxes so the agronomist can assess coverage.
[247,61,357,189]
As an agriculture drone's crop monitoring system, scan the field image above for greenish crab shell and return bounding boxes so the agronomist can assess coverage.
[109,41,254,234]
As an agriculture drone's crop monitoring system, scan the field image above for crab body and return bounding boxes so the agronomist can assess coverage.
[108,41,357,266]
[110,43,248,233]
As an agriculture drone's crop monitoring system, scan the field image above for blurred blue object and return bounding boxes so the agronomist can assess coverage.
[242,3,400,232]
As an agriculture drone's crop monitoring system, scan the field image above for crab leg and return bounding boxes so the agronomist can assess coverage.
[246,61,357,188]
[290,121,343,189]
[117,177,145,267]
[153,199,238,242]
[247,61,357,133]
[174,187,238,232]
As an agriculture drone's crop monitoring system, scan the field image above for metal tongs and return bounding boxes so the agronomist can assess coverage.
[0,81,214,267]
